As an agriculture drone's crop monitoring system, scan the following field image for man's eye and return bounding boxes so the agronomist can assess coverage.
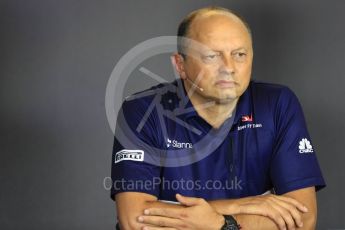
[205,54,217,59]
[237,52,246,57]
[233,52,247,61]
[203,54,220,61]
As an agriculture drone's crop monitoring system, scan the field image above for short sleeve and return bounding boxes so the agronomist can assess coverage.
[110,98,163,200]
[270,87,326,195]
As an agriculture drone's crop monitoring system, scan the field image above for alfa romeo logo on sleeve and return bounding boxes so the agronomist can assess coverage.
[105,36,233,167]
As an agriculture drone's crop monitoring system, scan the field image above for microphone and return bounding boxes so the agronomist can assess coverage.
[186,77,204,92]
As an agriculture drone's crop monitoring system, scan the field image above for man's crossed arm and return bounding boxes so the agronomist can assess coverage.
[115,186,317,230]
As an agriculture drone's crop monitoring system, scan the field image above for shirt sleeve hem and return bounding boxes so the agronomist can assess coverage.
[274,177,326,195]
[110,189,159,201]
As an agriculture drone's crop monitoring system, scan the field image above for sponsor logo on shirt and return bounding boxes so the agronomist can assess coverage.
[241,114,253,122]
[166,138,193,149]
[238,114,263,131]
[237,123,263,131]
[115,149,144,163]
[299,138,314,153]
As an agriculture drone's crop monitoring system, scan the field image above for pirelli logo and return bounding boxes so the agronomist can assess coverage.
[115,149,144,163]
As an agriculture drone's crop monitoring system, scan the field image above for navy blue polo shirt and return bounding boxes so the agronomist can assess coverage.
[110,79,325,201]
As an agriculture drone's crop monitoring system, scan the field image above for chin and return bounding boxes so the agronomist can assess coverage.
[200,88,241,102]
[217,90,239,100]
[221,95,238,102]
[207,94,239,104]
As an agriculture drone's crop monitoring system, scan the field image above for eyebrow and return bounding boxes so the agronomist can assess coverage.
[231,47,247,52]
[209,47,248,53]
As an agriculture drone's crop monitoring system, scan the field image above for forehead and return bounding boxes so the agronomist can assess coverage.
[187,13,252,51]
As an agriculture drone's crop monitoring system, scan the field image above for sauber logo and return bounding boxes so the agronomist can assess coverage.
[299,138,314,153]
[241,114,253,122]
[115,150,144,163]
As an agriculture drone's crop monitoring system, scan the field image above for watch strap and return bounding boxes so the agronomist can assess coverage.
[220,215,241,230]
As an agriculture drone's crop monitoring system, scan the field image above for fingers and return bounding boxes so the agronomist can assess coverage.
[275,195,308,213]
[176,194,204,207]
[268,199,298,230]
[138,215,182,229]
[239,203,288,230]
[144,208,182,219]
[142,226,177,230]
[267,205,289,230]
[270,198,304,228]
[238,195,306,230]
[244,198,289,230]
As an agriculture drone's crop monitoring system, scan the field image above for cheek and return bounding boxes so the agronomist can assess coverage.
[236,64,252,90]
[238,63,252,79]
[186,62,215,81]
[184,60,203,77]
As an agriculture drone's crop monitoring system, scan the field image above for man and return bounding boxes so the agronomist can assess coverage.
[110,6,325,230]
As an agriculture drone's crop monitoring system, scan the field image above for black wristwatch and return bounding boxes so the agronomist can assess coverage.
[220,215,240,230]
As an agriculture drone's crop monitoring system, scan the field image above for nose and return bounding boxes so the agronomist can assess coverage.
[219,54,235,76]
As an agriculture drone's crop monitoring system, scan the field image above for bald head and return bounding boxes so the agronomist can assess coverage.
[177,6,252,57]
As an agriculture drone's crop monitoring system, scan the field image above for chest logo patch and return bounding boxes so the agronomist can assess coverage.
[115,149,144,163]
[241,114,253,122]
[238,114,263,131]
[299,138,314,153]
[166,138,193,149]
[237,123,263,131]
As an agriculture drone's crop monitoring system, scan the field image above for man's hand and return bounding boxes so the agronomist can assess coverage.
[235,194,308,230]
[116,187,316,230]
[138,194,224,230]
[209,189,314,230]
[139,193,309,230]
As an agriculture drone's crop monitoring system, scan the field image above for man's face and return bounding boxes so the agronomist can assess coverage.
[182,13,253,103]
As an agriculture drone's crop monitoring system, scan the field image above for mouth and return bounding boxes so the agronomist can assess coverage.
[214,80,237,88]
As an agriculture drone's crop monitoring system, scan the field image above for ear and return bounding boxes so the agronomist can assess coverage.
[170,53,187,79]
